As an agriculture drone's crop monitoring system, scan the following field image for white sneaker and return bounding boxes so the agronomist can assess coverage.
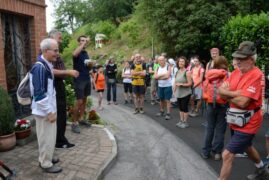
[176,121,183,127]
[235,152,248,158]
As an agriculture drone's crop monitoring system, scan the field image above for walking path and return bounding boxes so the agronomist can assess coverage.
[0,124,116,180]
[96,97,218,180]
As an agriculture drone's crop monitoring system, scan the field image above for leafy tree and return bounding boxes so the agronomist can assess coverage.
[60,31,71,53]
[136,0,269,60]
[90,0,137,25]
[221,12,269,67]
[52,0,137,32]
[52,0,93,32]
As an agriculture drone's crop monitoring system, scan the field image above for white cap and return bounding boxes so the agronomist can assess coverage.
[168,58,176,65]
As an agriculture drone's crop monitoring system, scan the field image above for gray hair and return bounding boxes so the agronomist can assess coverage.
[251,54,257,62]
[48,29,61,38]
[40,38,57,52]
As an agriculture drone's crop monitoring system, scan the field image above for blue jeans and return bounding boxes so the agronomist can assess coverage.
[202,103,227,155]
[107,81,117,102]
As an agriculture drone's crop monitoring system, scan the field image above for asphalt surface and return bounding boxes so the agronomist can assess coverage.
[96,99,217,180]
[94,84,269,180]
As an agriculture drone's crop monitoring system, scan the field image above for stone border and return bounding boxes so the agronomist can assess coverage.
[95,127,118,180]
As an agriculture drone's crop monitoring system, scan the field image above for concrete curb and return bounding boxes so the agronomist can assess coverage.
[95,127,118,180]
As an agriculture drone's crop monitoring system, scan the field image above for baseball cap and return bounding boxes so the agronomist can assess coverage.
[168,58,176,65]
[232,41,256,58]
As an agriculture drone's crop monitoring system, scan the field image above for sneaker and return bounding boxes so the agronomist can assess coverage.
[56,143,75,149]
[71,124,80,133]
[133,108,139,114]
[247,165,268,180]
[52,157,60,164]
[124,100,128,104]
[214,153,221,161]
[156,111,164,116]
[107,102,111,105]
[180,122,189,128]
[79,120,92,127]
[235,152,248,158]
[200,152,210,159]
[165,114,170,120]
[176,121,183,127]
[113,102,118,105]
[140,108,144,114]
[189,112,198,117]
[263,157,269,164]
[41,165,62,173]
[151,100,156,105]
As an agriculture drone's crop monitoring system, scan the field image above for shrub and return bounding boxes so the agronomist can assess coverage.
[221,12,269,67]
[64,79,75,108]
[91,21,117,39]
[0,86,16,135]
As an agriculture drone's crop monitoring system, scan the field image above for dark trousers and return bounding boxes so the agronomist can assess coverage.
[107,82,117,102]
[202,103,227,155]
[55,79,69,145]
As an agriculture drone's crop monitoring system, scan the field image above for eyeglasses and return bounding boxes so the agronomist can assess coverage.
[47,49,59,53]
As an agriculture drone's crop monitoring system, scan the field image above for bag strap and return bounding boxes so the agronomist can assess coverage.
[95,73,99,83]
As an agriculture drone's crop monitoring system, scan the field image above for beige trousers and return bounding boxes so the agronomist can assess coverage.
[34,115,56,168]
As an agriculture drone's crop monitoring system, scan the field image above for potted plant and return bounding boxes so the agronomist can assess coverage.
[0,86,16,152]
[14,119,31,139]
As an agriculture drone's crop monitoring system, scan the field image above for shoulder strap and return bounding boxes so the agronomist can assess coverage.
[184,70,187,78]
[36,61,45,69]
[208,60,212,70]
[95,73,99,83]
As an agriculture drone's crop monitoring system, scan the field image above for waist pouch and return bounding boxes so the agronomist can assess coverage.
[226,107,260,127]
[108,78,116,84]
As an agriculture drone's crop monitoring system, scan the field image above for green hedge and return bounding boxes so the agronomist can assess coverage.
[221,12,269,67]
[0,86,15,135]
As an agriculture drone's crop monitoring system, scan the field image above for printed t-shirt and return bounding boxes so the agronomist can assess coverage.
[229,67,263,134]
[131,63,146,86]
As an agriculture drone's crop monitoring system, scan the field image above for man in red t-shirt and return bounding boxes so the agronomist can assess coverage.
[218,41,266,180]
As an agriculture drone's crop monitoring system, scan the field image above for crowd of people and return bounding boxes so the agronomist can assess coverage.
[29,30,269,179]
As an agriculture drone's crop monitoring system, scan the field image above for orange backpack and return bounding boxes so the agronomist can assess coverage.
[203,69,228,105]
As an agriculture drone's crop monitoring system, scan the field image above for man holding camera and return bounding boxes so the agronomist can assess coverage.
[218,41,267,180]
[72,35,92,134]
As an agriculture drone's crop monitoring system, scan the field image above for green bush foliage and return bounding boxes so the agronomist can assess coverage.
[91,21,117,39]
[221,12,269,67]
[64,79,75,108]
[0,86,15,135]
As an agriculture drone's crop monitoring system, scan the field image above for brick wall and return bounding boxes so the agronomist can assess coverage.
[0,0,46,89]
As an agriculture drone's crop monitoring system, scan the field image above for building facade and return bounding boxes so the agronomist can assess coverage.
[0,0,47,117]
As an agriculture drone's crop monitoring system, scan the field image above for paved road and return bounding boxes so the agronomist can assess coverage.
[94,84,269,180]
[93,97,217,180]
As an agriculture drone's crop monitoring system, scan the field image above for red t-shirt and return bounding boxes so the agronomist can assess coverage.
[228,67,263,134]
